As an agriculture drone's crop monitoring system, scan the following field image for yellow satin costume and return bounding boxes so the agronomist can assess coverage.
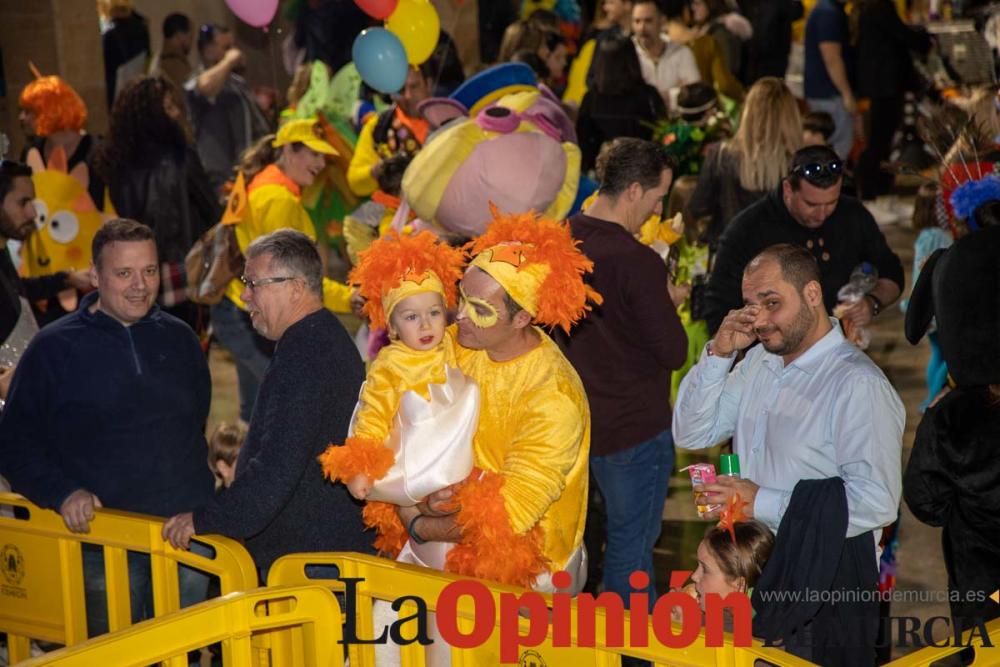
[450,325,590,573]
[349,337,478,508]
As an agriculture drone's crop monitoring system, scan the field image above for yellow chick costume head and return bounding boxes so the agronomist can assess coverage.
[464,205,602,334]
[350,230,465,331]
[21,146,102,277]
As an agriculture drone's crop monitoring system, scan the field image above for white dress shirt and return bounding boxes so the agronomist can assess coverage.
[672,320,904,541]
[633,35,701,104]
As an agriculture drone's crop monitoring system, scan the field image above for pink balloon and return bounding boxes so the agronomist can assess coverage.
[225,0,279,28]
[355,0,399,20]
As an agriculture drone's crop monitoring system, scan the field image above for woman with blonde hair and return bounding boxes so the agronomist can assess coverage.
[687,76,801,247]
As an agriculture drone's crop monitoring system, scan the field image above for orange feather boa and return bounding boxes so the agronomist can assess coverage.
[318,436,395,484]
[444,469,549,588]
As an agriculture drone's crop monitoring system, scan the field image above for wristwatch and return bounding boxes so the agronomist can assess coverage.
[706,341,735,358]
[408,514,427,545]
[866,294,883,317]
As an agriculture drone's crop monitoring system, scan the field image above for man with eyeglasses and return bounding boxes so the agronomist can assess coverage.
[163,229,372,579]
[703,144,904,337]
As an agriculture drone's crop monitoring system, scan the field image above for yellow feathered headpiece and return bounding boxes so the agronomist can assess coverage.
[465,204,602,334]
[350,230,465,331]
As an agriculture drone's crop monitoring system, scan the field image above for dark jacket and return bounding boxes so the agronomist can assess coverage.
[576,84,666,172]
[740,0,803,83]
[0,248,68,344]
[193,309,373,571]
[107,147,219,265]
[686,142,766,249]
[0,291,214,516]
[554,213,688,456]
[904,388,1000,624]
[752,478,880,667]
[857,0,930,98]
[102,11,150,108]
[703,185,905,334]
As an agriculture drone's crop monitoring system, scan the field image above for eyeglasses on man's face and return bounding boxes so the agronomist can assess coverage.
[240,275,297,291]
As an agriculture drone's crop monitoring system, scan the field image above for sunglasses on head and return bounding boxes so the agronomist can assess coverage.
[792,160,844,181]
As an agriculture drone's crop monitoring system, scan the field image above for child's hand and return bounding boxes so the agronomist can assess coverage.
[347,474,372,500]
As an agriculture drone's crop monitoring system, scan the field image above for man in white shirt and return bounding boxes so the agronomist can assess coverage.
[631,0,700,107]
[672,243,903,547]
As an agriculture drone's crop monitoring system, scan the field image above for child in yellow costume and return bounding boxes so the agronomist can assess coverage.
[320,231,477,570]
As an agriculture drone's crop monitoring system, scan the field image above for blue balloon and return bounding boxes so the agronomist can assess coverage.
[352,28,408,95]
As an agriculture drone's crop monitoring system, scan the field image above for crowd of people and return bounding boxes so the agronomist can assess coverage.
[1,1,999,665]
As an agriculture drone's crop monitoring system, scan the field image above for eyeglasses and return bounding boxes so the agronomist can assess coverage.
[791,160,844,181]
[240,275,296,291]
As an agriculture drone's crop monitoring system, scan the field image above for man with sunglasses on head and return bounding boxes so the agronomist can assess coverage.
[702,144,904,337]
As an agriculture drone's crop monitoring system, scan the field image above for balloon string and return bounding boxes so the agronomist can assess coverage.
[431,1,463,95]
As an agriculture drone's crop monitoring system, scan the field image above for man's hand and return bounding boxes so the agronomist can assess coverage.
[0,366,14,400]
[842,92,857,115]
[60,489,102,533]
[417,486,457,517]
[839,296,874,330]
[350,289,366,319]
[222,48,244,70]
[162,512,196,550]
[711,305,760,357]
[668,281,692,307]
[66,270,93,291]
[694,476,758,520]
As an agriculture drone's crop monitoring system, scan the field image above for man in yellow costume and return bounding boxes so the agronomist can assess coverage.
[396,207,600,591]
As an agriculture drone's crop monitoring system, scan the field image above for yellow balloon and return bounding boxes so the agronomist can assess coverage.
[385,0,440,65]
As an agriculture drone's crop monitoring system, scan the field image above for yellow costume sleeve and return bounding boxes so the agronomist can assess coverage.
[562,38,595,108]
[322,278,353,313]
[347,115,380,197]
[498,379,586,534]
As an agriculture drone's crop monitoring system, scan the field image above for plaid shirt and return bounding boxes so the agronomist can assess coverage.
[159,261,187,308]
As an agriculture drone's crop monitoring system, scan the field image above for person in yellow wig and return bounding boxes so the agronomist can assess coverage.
[212,117,354,424]
[387,206,601,592]
[320,230,475,568]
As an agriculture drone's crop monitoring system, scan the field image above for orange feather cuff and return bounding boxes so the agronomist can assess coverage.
[444,469,549,588]
[363,501,408,557]
[318,436,395,484]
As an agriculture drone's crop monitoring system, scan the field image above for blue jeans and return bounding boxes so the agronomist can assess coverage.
[82,542,211,638]
[210,297,273,422]
[808,96,855,160]
[590,429,674,610]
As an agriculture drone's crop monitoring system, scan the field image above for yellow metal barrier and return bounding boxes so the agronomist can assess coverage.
[13,585,344,667]
[0,492,257,664]
[884,617,1000,666]
[267,552,816,666]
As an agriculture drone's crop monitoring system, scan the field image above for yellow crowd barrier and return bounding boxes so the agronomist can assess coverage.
[266,551,816,666]
[883,617,1000,666]
[14,585,344,667]
[0,492,257,664]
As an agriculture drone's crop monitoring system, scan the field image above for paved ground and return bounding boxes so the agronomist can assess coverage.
[205,213,958,661]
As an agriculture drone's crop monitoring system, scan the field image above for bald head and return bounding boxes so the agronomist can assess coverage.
[745,243,821,293]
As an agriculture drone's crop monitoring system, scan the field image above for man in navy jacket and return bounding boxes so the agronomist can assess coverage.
[0,218,215,634]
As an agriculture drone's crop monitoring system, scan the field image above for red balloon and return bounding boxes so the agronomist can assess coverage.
[355,0,399,20]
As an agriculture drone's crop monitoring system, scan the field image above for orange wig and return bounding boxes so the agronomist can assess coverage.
[350,230,465,331]
[465,205,603,334]
[20,76,88,136]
